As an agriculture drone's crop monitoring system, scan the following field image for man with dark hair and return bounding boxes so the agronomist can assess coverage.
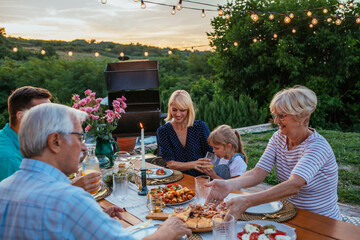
[0,86,51,180]
[0,87,101,194]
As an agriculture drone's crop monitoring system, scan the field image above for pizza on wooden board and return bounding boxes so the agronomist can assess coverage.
[169,202,229,230]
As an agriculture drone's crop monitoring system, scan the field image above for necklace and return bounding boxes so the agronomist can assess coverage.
[172,123,187,146]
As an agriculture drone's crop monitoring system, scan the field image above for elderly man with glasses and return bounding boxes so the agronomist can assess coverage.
[0,103,190,240]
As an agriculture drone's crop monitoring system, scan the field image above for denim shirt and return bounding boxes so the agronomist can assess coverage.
[214,153,245,179]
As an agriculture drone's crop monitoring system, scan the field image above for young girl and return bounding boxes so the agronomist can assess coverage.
[202,125,247,179]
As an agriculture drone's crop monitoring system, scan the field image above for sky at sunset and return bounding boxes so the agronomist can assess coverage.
[0,0,228,50]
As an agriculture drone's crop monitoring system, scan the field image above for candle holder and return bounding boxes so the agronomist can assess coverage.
[138,168,148,195]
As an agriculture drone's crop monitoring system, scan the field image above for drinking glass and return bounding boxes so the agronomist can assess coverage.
[212,214,235,240]
[113,173,129,201]
[195,175,210,205]
[205,152,216,168]
[146,194,166,213]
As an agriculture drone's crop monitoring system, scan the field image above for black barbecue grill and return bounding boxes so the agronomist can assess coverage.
[104,60,161,137]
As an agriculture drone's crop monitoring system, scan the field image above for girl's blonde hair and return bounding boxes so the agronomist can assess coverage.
[270,85,317,126]
[165,90,195,127]
[208,124,247,163]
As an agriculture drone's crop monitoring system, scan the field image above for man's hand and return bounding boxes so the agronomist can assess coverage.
[145,217,192,240]
[103,206,124,219]
[204,179,232,205]
[71,171,101,194]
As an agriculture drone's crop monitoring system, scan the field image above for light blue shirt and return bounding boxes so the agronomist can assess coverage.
[0,158,137,240]
[0,123,23,181]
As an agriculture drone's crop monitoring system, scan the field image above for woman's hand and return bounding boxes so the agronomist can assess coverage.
[202,166,219,179]
[193,158,211,173]
[103,206,124,219]
[71,171,102,194]
[204,179,232,204]
[225,195,252,221]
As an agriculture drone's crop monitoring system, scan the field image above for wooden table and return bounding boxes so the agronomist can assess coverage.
[98,161,360,240]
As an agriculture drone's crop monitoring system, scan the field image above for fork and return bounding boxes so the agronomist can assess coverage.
[129,219,153,232]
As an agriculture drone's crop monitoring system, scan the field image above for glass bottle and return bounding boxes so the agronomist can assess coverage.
[82,144,101,195]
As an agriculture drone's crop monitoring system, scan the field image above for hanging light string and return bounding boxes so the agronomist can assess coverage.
[140,0,217,12]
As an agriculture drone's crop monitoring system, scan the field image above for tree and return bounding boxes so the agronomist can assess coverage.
[208,0,360,131]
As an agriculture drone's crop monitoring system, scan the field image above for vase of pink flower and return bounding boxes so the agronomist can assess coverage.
[72,89,127,168]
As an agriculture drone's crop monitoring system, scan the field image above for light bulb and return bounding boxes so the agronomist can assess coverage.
[225,13,230,19]
[201,9,206,18]
[253,38,257,43]
[12,47,18,52]
[141,0,146,9]
[273,33,278,39]
[168,50,172,55]
[338,4,344,9]
[171,6,176,15]
[312,18,318,25]
[176,0,182,11]
[309,24,314,28]
[284,16,291,23]
[292,29,296,34]
[234,41,238,46]
[144,51,148,57]
[68,51,73,56]
[307,11,312,17]
[190,47,195,53]
[133,0,139,2]
[41,49,46,55]
[356,18,360,24]
[349,2,353,7]
[94,52,100,57]
[101,0,107,4]
[335,19,342,25]
[218,7,223,16]
[327,17,332,22]
[269,13,274,20]
[323,8,328,14]
[251,13,259,22]
[289,12,294,19]
[120,52,124,57]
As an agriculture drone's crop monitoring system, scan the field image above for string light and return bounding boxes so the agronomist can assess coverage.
[253,38,257,43]
[327,17,332,22]
[218,6,224,16]
[176,0,182,10]
[307,11,312,17]
[309,24,314,28]
[269,13,274,20]
[141,0,146,9]
[292,28,296,34]
[190,47,195,53]
[133,0,139,2]
[41,49,46,55]
[120,52,124,57]
[349,2,353,7]
[273,33,278,39]
[234,41,238,46]
[144,51,149,57]
[171,6,176,15]
[338,4,344,9]
[289,12,295,19]
[225,12,230,19]
[356,17,360,24]
[284,16,291,23]
[168,50,172,55]
[251,12,259,22]
[323,8,328,14]
[312,18,318,25]
[101,0,107,4]
[94,52,100,57]
[201,9,206,18]
[335,18,342,25]
[12,47,17,52]
[68,51,73,56]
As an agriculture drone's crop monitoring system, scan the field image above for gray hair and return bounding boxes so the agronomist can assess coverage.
[269,85,317,125]
[19,103,88,158]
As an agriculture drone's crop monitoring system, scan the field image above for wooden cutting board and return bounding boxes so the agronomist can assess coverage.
[145,213,213,232]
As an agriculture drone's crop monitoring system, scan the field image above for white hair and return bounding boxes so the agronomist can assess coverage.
[19,103,88,158]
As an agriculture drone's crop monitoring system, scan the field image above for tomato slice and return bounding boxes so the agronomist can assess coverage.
[237,231,246,239]
[268,235,276,240]
[249,232,260,240]
[272,230,287,236]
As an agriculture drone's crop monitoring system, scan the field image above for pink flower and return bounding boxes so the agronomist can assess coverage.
[72,103,80,109]
[72,94,80,102]
[114,112,121,119]
[85,96,91,104]
[78,99,87,106]
[121,102,127,109]
[112,100,120,108]
[85,107,93,113]
[84,89,92,96]
[85,125,91,132]
[93,104,100,112]
[105,110,115,123]
[90,114,99,120]
[96,98,103,103]
[117,96,126,102]
[90,92,96,98]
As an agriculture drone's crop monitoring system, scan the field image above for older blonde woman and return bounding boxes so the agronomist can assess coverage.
[157,90,212,177]
[206,86,341,220]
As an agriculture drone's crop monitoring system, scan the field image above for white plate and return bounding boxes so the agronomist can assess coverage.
[245,201,283,214]
[236,220,296,240]
[137,168,173,179]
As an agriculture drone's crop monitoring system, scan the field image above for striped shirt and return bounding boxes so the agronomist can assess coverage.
[256,129,341,220]
[0,158,136,240]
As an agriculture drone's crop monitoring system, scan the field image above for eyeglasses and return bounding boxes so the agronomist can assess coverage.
[271,113,287,121]
[70,132,86,143]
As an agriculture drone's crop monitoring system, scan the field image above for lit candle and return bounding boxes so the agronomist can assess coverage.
[140,123,145,169]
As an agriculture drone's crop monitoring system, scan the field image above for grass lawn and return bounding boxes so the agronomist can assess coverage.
[241,129,360,206]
